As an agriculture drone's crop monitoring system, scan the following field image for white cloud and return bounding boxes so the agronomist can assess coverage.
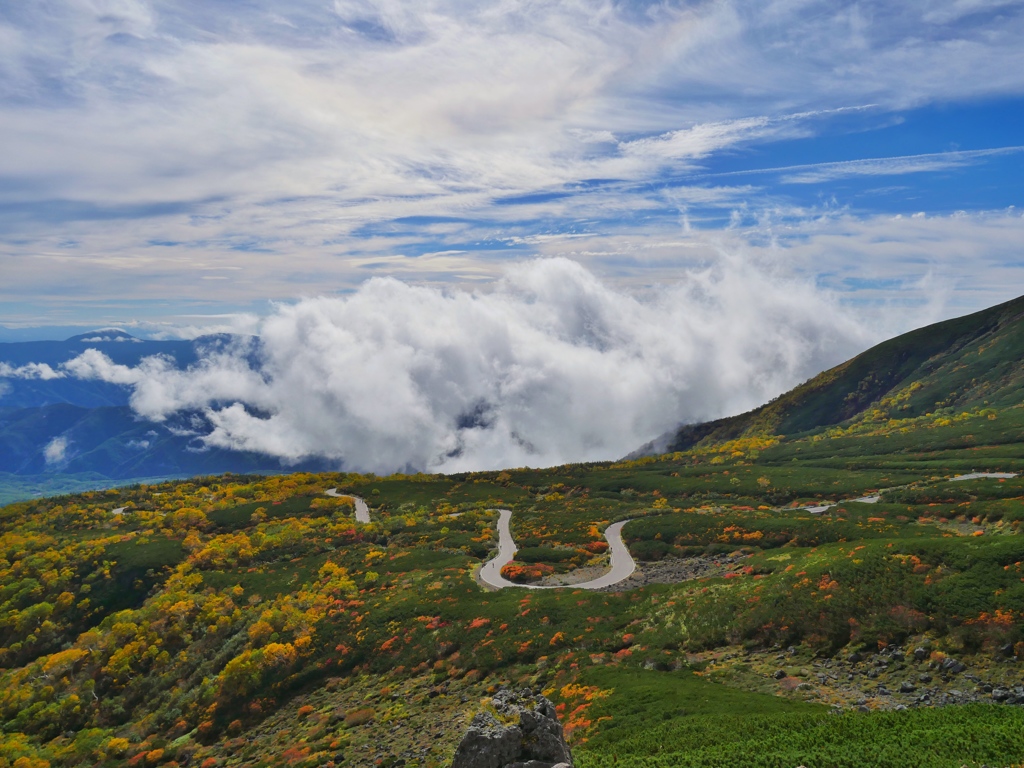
[922,0,1024,24]
[78,334,142,342]
[63,345,269,419]
[755,209,1024,317]
[63,256,874,473]
[44,436,69,465]
[774,147,1024,184]
[505,210,1024,331]
[0,362,66,380]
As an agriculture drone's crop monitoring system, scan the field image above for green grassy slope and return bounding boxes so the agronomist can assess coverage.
[0,410,1023,767]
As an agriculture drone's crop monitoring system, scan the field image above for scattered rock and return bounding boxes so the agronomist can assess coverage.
[597,554,746,591]
[773,669,787,680]
[941,658,967,675]
[451,688,572,768]
[847,652,863,663]
[913,647,929,662]
[900,681,916,693]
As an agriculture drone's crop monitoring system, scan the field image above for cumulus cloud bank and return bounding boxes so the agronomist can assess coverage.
[64,258,872,473]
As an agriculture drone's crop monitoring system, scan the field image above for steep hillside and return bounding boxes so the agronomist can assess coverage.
[642,294,1024,454]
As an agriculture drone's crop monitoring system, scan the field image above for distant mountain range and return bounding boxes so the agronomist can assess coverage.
[0,328,246,409]
[635,293,1024,456]
[0,330,327,502]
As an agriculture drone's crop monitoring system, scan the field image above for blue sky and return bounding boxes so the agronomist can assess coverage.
[2,0,1024,339]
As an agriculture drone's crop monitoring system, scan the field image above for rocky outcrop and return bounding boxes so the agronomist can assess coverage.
[451,688,572,768]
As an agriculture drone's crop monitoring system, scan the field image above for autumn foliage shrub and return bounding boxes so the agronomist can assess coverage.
[500,562,555,583]
[343,708,374,727]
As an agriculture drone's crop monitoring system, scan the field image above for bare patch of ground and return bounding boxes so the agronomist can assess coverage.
[689,642,1024,713]
[596,554,749,591]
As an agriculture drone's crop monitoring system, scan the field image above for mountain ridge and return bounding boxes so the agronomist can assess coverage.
[634,293,1024,457]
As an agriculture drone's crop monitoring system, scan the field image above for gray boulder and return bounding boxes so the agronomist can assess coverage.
[941,657,966,674]
[452,688,573,768]
[452,711,523,768]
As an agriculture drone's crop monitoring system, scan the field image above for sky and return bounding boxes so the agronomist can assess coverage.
[2,1,1024,471]
[1,0,1023,335]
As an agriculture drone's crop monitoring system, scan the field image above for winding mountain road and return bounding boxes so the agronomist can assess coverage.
[325,471,1016,587]
[478,509,636,590]
[950,472,1017,481]
[325,489,371,523]
[801,472,1018,515]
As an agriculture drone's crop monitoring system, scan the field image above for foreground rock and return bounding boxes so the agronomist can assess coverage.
[451,688,572,768]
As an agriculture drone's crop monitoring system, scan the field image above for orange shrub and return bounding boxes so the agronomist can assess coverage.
[344,708,374,727]
[500,562,554,583]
